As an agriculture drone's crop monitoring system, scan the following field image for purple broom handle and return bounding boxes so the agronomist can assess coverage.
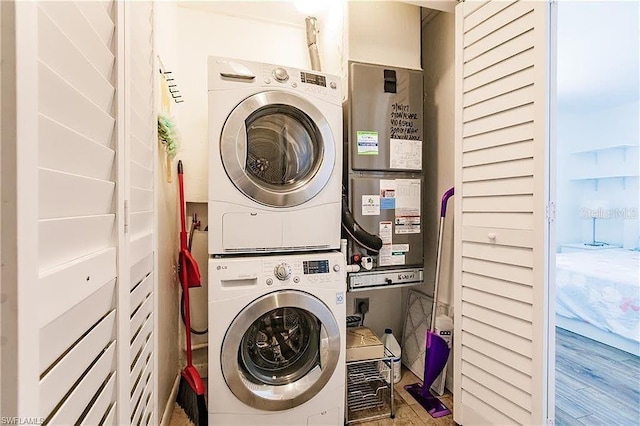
[440,187,454,218]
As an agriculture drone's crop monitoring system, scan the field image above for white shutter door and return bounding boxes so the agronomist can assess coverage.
[454,1,550,425]
[123,2,156,426]
[35,1,119,423]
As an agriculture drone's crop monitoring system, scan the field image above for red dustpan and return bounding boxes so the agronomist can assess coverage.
[405,187,454,418]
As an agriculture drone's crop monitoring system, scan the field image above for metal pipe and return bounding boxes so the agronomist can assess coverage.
[305,16,322,71]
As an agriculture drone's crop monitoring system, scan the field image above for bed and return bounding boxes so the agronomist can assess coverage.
[555,248,640,355]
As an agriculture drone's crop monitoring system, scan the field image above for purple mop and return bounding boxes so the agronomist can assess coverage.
[405,187,454,418]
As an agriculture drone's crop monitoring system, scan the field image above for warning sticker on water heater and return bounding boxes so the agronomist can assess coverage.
[395,179,421,234]
[357,131,379,155]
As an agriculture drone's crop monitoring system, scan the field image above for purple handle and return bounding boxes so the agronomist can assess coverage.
[440,187,455,218]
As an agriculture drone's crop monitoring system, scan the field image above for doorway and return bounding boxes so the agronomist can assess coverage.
[553,2,640,424]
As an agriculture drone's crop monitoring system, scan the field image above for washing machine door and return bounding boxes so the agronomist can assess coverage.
[220,91,336,207]
[221,290,340,411]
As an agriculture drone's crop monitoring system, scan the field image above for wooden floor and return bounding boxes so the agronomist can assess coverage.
[555,327,640,425]
[348,367,454,426]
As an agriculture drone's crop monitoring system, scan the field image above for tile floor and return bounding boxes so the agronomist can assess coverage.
[348,367,454,426]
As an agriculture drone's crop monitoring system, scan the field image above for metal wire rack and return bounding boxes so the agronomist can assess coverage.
[345,348,395,424]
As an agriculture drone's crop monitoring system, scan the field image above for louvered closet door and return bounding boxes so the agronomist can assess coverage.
[453,1,550,425]
[123,2,156,426]
[36,1,118,424]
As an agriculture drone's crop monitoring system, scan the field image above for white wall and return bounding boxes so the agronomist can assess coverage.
[154,2,181,423]
[420,9,455,390]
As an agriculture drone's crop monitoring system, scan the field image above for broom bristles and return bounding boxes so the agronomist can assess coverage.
[176,376,207,426]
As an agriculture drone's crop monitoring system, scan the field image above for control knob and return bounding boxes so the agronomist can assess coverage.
[272,67,289,82]
[274,263,292,281]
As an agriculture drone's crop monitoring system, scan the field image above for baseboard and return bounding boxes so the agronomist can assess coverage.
[160,373,181,426]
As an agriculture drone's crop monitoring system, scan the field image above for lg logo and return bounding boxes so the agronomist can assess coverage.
[216,265,228,270]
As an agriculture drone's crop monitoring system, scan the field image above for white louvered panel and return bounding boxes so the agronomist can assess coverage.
[462,377,531,425]
[464,29,534,79]
[462,194,534,212]
[130,315,153,361]
[131,86,153,129]
[463,141,533,167]
[463,3,535,60]
[144,399,154,426]
[39,215,115,273]
[130,296,153,338]
[131,110,155,146]
[38,1,115,79]
[462,212,534,229]
[39,115,115,178]
[130,356,151,409]
[38,248,116,327]
[38,8,115,112]
[464,68,535,109]
[103,403,117,426]
[462,391,516,426]
[462,345,532,395]
[46,342,116,426]
[462,242,533,267]
[463,0,514,33]
[39,63,115,147]
[463,104,534,138]
[462,361,531,410]
[462,273,533,303]
[462,257,533,286]
[131,254,154,289]
[131,187,154,212]
[130,211,154,239]
[131,362,153,425]
[131,57,153,102]
[464,85,535,122]
[462,286,532,322]
[462,317,532,357]
[39,310,116,418]
[131,161,153,190]
[39,279,116,373]
[463,121,534,152]
[463,0,489,17]
[462,226,533,248]
[131,135,154,168]
[134,389,153,426]
[462,176,534,197]
[462,332,532,377]
[462,302,532,339]
[463,49,535,94]
[130,336,153,389]
[130,273,153,314]
[39,169,115,219]
[463,158,534,182]
[80,372,116,426]
[74,0,115,45]
[129,234,153,271]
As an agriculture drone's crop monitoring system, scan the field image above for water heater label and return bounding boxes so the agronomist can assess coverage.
[356,131,379,155]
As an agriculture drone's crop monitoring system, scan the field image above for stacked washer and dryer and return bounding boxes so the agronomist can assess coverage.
[207,57,347,425]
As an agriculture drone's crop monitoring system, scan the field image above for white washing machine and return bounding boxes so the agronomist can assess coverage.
[208,251,346,425]
[208,56,343,254]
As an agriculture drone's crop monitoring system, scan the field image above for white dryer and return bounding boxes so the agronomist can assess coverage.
[208,251,346,425]
[208,57,343,254]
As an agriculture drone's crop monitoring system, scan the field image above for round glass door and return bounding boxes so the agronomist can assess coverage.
[221,290,340,411]
[220,91,336,208]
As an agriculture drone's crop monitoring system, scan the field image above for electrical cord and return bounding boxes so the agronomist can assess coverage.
[180,291,208,335]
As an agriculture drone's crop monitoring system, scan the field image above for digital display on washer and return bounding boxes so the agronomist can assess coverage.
[303,260,329,274]
[300,72,326,87]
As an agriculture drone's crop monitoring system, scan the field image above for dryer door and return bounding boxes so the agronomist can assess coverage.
[221,290,340,411]
[220,91,336,207]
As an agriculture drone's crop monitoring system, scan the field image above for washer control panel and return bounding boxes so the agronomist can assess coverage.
[260,64,340,100]
[262,254,344,286]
